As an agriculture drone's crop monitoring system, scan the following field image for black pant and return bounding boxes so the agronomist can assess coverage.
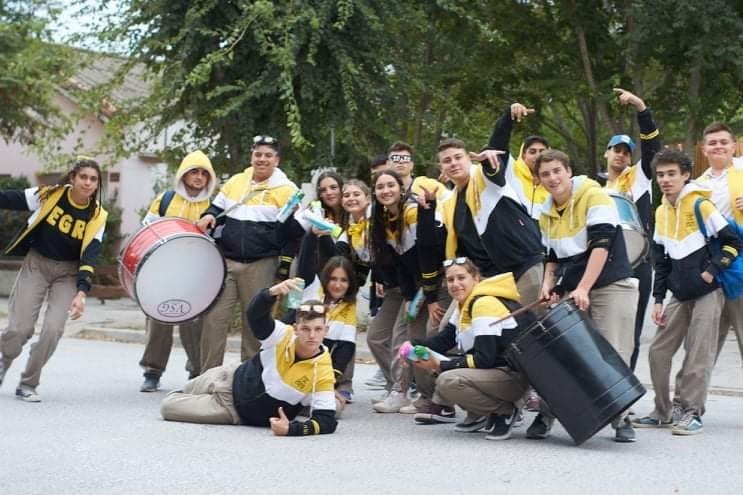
[630,259,652,370]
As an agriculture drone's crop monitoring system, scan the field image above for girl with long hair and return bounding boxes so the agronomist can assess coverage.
[0,158,108,402]
[404,258,538,440]
[367,169,444,414]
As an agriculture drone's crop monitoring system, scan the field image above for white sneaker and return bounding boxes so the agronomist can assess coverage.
[370,390,390,405]
[399,403,418,414]
[373,391,410,413]
[15,386,41,403]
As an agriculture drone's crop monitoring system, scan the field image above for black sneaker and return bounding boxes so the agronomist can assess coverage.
[455,413,488,433]
[526,413,555,439]
[140,373,161,392]
[614,417,636,443]
[485,409,518,441]
[414,403,457,424]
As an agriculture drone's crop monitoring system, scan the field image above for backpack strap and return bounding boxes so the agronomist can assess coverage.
[158,190,176,217]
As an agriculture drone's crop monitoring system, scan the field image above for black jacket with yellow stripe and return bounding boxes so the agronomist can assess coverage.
[414,274,536,371]
[653,183,741,302]
[237,289,337,435]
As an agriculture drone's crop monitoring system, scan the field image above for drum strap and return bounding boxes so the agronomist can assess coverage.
[158,190,176,217]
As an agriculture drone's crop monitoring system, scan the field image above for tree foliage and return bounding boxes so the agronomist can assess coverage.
[0,1,75,145]
[89,0,743,179]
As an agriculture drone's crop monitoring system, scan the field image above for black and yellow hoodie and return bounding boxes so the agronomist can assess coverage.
[2,184,107,293]
[488,106,549,220]
[203,166,302,271]
[143,150,217,223]
[604,108,661,236]
[652,182,741,303]
[539,176,632,294]
[415,273,536,371]
[290,237,358,384]
[433,159,543,280]
[235,289,337,435]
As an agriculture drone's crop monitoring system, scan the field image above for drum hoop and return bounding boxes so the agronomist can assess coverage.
[133,237,227,323]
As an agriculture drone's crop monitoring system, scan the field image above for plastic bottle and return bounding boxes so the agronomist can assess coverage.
[404,288,424,322]
[399,342,449,362]
[277,190,305,223]
[302,210,343,239]
[286,277,305,309]
[310,200,324,217]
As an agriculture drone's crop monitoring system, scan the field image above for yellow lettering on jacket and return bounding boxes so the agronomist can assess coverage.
[58,214,73,234]
[71,220,86,240]
[46,206,64,227]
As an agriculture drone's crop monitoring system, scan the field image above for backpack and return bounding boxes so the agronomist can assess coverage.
[693,198,743,300]
[158,190,176,217]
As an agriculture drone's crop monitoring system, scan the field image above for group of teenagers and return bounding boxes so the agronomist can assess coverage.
[1,88,742,443]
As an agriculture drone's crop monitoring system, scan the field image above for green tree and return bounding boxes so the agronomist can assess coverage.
[0,1,75,145]
[91,0,411,179]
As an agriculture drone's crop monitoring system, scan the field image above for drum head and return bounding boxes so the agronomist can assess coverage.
[134,235,225,323]
[623,230,648,268]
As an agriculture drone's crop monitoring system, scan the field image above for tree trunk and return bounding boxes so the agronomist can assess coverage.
[574,20,619,137]
[685,61,702,159]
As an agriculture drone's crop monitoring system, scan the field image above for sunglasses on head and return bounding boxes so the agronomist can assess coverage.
[298,304,325,314]
[253,135,277,145]
[389,154,412,163]
[442,257,468,268]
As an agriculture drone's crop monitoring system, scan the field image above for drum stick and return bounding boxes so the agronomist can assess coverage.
[488,297,548,326]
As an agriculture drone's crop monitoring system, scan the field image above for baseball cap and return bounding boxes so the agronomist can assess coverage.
[606,134,635,152]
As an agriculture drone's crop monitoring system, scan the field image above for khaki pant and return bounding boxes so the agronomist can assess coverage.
[160,362,241,424]
[588,277,638,422]
[435,368,528,417]
[715,297,743,361]
[516,262,545,317]
[200,257,278,373]
[366,287,404,389]
[589,278,639,365]
[649,289,724,419]
[139,317,203,378]
[0,250,78,389]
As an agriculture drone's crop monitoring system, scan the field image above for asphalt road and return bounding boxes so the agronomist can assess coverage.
[1,338,742,495]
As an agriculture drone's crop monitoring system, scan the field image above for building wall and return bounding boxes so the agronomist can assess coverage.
[0,92,169,238]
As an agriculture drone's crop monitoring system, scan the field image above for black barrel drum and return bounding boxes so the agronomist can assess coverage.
[506,300,646,445]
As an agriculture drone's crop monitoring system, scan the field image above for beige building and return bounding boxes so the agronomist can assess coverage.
[0,55,172,238]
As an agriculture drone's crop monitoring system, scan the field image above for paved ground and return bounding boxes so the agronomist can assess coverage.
[1,339,742,495]
[2,297,743,494]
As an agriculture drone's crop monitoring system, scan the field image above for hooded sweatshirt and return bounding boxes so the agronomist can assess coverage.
[652,182,741,302]
[604,108,661,237]
[143,150,217,223]
[234,289,337,435]
[487,106,549,220]
[434,159,544,280]
[539,176,633,293]
[204,166,301,263]
[415,273,536,371]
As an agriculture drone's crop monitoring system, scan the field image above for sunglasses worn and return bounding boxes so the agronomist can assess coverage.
[298,304,325,314]
[389,154,412,163]
[443,257,468,268]
[253,135,277,145]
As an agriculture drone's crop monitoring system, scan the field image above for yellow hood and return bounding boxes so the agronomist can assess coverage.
[174,150,217,201]
[459,272,520,329]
